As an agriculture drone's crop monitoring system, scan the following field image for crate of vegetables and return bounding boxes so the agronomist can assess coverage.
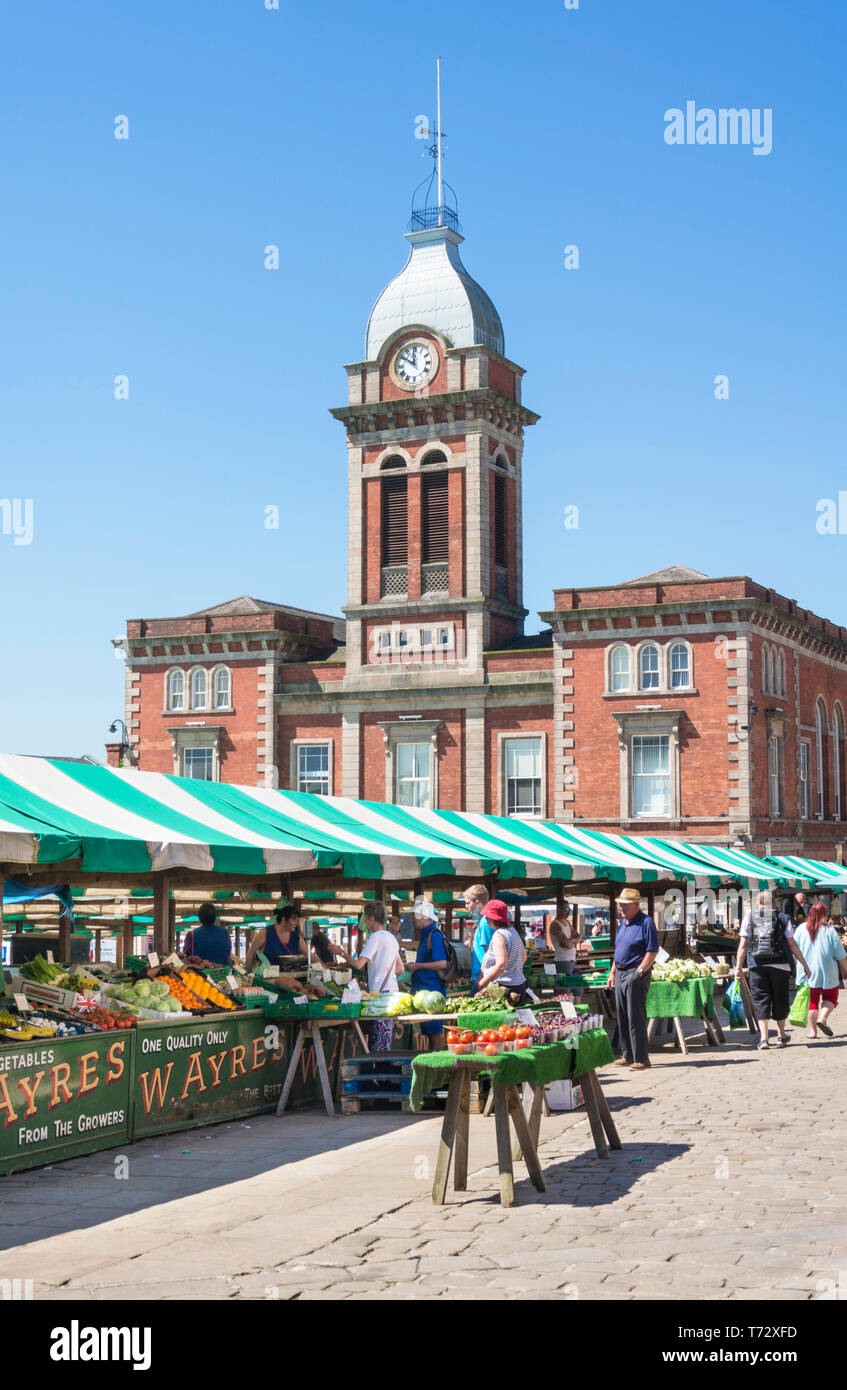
[445,1023,534,1056]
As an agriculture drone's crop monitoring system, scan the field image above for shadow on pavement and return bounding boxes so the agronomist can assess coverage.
[525,1141,689,1206]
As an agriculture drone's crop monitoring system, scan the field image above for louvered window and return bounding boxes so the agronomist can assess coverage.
[422,473,449,564]
[381,475,408,566]
[493,473,507,567]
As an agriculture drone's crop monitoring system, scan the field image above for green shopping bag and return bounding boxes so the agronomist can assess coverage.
[789,985,810,1027]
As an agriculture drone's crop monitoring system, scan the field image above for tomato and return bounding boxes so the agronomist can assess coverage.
[445,1030,458,1044]
[484,1044,498,1056]
[460,1031,474,1045]
[501,1028,515,1042]
[453,1043,469,1054]
[515,1038,531,1049]
[478,1030,491,1043]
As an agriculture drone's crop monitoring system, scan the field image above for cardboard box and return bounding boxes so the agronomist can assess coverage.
[544,1079,583,1112]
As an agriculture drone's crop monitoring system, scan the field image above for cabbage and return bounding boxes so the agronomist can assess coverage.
[134,980,152,999]
[148,979,170,998]
[413,990,446,1014]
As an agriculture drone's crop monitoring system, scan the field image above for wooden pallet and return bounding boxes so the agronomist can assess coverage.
[341,1094,413,1115]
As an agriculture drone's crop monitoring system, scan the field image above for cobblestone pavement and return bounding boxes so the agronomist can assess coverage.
[1,1019,844,1301]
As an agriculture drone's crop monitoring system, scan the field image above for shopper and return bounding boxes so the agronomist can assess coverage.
[331,901,402,1051]
[407,898,450,1051]
[475,898,531,1006]
[246,903,305,969]
[793,902,847,1040]
[181,901,233,967]
[607,888,658,1072]
[736,892,811,1050]
[465,883,490,988]
[547,902,577,969]
[781,891,809,926]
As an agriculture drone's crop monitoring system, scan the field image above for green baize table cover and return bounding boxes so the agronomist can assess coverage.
[410,1026,613,1110]
[646,975,715,1020]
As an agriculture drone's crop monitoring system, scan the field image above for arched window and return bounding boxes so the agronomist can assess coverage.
[380,454,406,470]
[420,449,447,467]
[609,645,631,692]
[190,667,207,711]
[834,703,845,822]
[777,650,786,698]
[639,644,660,691]
[669,642,691,689]
[213,666,231,710]
[816,699,828,819]
[494,452,511,471]
[766,647,775,695]
[166,669,184,711]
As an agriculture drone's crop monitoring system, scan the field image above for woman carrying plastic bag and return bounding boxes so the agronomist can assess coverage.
[793,902,847,1041]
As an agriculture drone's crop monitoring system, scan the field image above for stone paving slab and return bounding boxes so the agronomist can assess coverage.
[1,1015,845,1300]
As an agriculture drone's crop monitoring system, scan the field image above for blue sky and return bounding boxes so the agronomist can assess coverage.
[1,0,844,755]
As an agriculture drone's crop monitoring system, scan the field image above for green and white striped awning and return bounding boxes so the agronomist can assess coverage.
[764,854,847,889]
[0,755,814,890]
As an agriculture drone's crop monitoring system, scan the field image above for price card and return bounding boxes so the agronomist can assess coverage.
[163,953,183,970]
[293,994,308,1006]
[226,974,238,991]
[543,963,557,976]
[13,994,31,1012]
[560,1000,578,1020]
[232,960,246,975]
[705,956,719,969]
[526,988,540,1003]
[516,1008,538,1026]
[147,952,160,968]
[46,950,54,964]
[264,966,280,980]
[655,946,670,964]
[323,969,333,982]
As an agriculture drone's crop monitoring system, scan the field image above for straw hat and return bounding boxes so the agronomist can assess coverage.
[616,888,643,905]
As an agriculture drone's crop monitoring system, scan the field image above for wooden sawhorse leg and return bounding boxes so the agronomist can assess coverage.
[582,1068,610,1159]
[506,1085,545,1194]
[582,1068,622,1150]
[431,1069,465,1204]
[276,1022,307,1117]
[493,1085,515,1207]
[454,1070,471,1192]
[672,1017,688,1055]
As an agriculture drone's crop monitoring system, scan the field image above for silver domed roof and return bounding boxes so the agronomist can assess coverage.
[365,226,504,361]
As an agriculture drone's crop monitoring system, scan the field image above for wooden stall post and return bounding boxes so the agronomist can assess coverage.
[445,902,453,940]
[120,919,133,969]
[0,875,4,971]
[608,886,617,948]
[646,887,655,923]
[93,928,102,963]
[153,874,169,958]
[168,897,177,954]
[58,903,72,963]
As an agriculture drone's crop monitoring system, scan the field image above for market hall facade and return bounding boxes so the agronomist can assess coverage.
[109,208,847,864]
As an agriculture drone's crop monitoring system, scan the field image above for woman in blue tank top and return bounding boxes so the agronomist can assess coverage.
[246,904,306,970]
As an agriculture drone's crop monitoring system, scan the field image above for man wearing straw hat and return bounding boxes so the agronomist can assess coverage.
[606,888,658,1071]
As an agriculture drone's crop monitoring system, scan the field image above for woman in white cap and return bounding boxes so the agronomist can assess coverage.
[606,888,658,1071]
[407,897,449,1051]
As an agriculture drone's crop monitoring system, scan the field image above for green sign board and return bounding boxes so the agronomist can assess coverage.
[0,1011,366,1174]
[0,1030,133,1176]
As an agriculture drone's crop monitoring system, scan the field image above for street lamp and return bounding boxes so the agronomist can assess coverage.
[108,719,130,766]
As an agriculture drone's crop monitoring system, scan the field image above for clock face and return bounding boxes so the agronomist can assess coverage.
[395,341,435,387]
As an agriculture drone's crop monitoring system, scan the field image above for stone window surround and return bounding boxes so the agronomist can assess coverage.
[497,730,547,820]
[290,738,333,796]
[766,711,787,818]
[167,724,226,781]
[612,708,684,824]
[604,640,695,698]
[163,664,233,715]
[379,719,442,808]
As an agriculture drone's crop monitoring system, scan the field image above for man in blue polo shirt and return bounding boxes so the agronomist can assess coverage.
[607,888,658,1071]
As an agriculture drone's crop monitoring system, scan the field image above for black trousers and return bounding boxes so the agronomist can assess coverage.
[614,965,652,1063]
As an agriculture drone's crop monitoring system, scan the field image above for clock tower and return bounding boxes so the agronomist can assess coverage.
[331,181,539,691]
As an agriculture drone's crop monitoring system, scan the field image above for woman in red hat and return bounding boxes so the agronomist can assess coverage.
[475,899,531,1006]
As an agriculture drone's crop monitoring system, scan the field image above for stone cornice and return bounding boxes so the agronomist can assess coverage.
[329,387,540,440]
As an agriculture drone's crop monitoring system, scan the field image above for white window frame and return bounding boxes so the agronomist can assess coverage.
[638,643,661,691]
[498,732,547,820]
[211,665,232,711]
[668,641,692,691]
[612,710,683,823]
[777,650,786,698]
[169,726,222,781]
[291,739,333,796]
[189,666,208,711]
[372,623,456,663]
[798,741,810,819]
[631,733,671,818]
[165,667,185,712]
[816,700,828,819]
[609,644,631,693]
[768,734,783,817]
[394,740,433,808]
[380,720,441,809]
[834,704,844,822]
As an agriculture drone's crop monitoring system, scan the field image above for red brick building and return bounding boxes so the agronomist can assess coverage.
[110,205,847,860]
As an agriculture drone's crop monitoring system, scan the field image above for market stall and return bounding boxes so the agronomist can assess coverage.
[410,1020,615,1206]
[646,962,725,1054]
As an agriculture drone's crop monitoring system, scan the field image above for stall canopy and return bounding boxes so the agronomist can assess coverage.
[0,754,812,890]
[763,854,846,890]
